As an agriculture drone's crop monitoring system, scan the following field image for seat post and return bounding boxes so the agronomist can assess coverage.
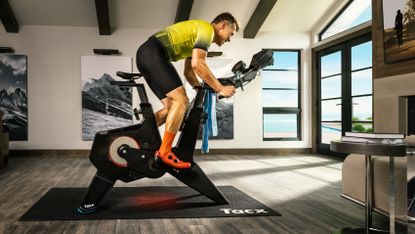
[136,84,149,104]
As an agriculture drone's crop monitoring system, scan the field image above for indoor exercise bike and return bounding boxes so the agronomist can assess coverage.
[78,49,273,214]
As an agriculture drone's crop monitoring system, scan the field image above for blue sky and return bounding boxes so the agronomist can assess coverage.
[383,0,407,29]
[266,51,298,70]
[322,0,372,39]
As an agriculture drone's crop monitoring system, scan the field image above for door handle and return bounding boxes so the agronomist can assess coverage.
[336,103,358,106]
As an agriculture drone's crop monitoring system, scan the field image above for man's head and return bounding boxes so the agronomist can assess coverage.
[211,12,239,46]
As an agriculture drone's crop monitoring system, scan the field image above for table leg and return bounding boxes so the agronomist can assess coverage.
[366,154,373,233]
[389,156,395,234]
[332,154,389,234]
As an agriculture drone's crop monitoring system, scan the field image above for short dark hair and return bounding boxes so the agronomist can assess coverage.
[212,12,239,32]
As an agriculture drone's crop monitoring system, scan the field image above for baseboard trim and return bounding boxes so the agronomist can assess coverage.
[9,148,312,157]
[194,148,312,155]
[10,150,90,157]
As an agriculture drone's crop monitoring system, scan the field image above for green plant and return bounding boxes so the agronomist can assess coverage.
[353,124,366,132]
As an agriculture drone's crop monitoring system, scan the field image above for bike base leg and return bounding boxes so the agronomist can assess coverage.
[78,173,115,214]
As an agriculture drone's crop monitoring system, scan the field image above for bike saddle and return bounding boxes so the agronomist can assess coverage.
[116,71,143,80]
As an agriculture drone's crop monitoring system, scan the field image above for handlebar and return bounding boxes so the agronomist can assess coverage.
[205,49,274,99]
[212,67,260,99]
[214,69,257,99]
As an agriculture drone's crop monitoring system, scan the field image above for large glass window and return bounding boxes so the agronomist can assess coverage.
[317,34,373,155]
[320,51,343,144]
[351,41,373,133]
[319,0,372,40]
[262,50,301,141]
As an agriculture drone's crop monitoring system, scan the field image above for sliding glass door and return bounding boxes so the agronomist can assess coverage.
[317,34,372,155]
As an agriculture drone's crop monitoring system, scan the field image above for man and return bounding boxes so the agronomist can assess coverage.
[395,10,403,46]
[136,12,239,169]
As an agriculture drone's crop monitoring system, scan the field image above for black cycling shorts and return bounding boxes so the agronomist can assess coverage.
[136,36,183,100]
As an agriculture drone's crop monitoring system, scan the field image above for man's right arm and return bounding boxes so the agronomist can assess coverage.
[191,48,235,97]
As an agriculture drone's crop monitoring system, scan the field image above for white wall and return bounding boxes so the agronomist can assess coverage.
[0,25,311,150]
[374,73,415,133]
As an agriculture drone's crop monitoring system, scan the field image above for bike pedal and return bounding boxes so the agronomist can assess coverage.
[152,156,164,168]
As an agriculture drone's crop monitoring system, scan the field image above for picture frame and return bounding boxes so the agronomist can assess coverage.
[382,0,415,63]
[0,54,28,141]
[81,56,133,141]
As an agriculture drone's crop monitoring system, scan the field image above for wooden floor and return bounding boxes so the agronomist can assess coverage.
[0,153,409,234]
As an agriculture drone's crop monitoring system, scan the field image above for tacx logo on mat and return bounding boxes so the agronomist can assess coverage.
[220,208,269,215]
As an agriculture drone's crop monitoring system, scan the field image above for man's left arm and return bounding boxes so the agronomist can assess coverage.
[183,58,201,88]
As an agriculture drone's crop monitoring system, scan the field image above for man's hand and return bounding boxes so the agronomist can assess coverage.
[218,85,236,98]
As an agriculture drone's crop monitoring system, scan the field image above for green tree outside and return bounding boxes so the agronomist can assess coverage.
[353,124,366,132]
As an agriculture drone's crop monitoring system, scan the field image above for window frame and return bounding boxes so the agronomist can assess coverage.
[262,49,302,141]
[319,0,371,41]
[315,33,373,155]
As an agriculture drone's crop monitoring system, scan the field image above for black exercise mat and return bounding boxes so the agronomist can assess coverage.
[20,186,280,220]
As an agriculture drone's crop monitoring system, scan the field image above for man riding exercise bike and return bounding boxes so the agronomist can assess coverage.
[136,12,239,169]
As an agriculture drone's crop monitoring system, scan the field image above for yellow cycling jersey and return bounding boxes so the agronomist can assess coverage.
[154,20,214,62]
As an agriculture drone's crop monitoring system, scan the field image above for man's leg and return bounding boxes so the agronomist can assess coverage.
[156,86,191,169]
[164,86,188,133]
[135,37,190,169]
[154,98,173,126]
[397,31,400,45]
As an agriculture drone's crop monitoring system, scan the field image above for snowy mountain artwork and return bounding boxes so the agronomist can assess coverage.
[81,56,133,141]
[0,54,28,141]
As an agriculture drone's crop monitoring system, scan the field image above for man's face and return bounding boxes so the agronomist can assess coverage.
[215,21,236,46]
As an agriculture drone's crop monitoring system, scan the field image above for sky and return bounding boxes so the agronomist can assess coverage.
[322,0,372,39]
[383,0,407,29]
[0,55,27,91]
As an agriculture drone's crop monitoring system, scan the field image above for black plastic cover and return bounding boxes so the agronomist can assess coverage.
[249,49,274,70]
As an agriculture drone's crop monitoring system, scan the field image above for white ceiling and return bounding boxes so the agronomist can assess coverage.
[4,0,338,34]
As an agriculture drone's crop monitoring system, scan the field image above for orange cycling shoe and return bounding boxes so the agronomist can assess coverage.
[155,151,191,169]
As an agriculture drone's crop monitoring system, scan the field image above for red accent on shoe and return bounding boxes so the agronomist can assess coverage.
[155,151,191,169]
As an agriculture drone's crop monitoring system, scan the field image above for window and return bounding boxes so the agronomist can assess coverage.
[316,34,372,155]
[350,41,373,134]
[262,50,301,141]
[319,0,372,40]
